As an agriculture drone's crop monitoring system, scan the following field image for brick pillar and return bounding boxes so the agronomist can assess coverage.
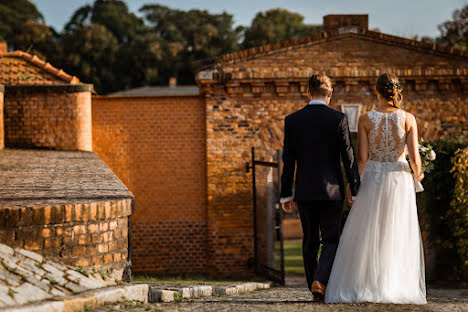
[4,84,93,151]
[323,14,369,33]
[0,85,4,150]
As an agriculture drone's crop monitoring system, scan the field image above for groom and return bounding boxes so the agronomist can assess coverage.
[280,74,360,301]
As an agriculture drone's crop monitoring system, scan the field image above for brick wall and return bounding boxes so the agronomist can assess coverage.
[92,95,207,274]
[0,199,132,269]
[4,85,93,151]
[0,85,3,150]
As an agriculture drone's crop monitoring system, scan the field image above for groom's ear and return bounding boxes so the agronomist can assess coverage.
[328,89,333,98]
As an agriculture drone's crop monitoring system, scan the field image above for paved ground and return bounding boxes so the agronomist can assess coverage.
[94,277,468,312]
[0,244,115,308]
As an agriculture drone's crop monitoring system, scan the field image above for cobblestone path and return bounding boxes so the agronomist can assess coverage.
[95,285,468,312]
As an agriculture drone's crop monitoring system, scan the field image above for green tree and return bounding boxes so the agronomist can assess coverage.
[242,8,321,49]
[0,0,44,42]
[60,24,119,93]
[61,0,164,93]
[140,4,242,84]
[64,0,146,44]
[116,31,165,89]
[437,4,468,51]
[0,0,57,58]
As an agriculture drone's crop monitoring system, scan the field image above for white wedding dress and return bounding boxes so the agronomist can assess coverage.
[325,109,427,304]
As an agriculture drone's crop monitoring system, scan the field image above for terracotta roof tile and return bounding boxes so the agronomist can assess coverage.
[0,50,79,85]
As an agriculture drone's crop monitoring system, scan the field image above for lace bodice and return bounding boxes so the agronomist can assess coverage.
[368,109,407,162]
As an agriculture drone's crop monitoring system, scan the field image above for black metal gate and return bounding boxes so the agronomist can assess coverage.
[246,147,285,285]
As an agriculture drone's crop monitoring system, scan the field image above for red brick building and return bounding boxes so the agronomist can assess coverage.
[194,14,468,276]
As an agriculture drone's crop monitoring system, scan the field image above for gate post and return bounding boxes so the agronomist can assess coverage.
[277,149,285,285]
[251,147,258,271]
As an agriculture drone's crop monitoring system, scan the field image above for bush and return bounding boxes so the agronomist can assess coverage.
[446,147,468,280]
[417,136,468,282]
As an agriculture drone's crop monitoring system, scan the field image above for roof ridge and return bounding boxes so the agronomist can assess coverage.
[0,50,80,84]
[363,30,467,57]
[196,30,467,69]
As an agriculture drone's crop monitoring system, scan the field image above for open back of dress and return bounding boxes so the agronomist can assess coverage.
[368,109,406,162]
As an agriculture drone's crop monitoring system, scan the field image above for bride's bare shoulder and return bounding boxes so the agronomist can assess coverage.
[360,111,371,118]
[402,110,417,132]
[359,111,373,123]
[403,110,417,123]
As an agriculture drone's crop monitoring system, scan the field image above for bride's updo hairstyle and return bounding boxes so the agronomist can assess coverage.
[376,73,403,109]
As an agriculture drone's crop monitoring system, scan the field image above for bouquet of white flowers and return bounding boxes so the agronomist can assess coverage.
[408,138,436,192]
[419,139,436,173]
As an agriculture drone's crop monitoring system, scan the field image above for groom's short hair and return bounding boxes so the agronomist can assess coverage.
[308,74,333,97]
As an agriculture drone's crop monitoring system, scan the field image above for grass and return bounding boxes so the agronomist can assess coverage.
[284,239,305,275]
[275,239,322,276]
[76,267,89,277]
[122,300,144,309]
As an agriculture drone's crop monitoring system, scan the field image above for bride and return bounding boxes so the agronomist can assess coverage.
[325,73,427,304]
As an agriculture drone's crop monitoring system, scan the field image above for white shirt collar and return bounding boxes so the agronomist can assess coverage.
[308,99,327,106]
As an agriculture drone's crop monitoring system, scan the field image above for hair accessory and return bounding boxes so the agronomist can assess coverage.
[385,81,402,91]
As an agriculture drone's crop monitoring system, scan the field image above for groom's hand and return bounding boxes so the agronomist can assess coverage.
[346,185,354,206]
[281,200,295,213]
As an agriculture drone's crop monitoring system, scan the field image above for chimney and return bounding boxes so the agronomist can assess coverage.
[0,42,7,53]
[323,14,369,34]
[169,77,177,88]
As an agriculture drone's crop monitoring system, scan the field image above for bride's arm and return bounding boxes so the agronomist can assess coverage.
[406,113,423,181]
[357,114,368,175]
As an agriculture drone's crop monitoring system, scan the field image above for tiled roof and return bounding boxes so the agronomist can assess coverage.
[0,51,79,85]
[194,29,468,70]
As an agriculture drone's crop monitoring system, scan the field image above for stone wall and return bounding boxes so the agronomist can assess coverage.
[4,84,93,151]
[92,95,207,274]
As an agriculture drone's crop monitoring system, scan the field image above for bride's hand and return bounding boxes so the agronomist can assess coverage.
[414,172,424,182]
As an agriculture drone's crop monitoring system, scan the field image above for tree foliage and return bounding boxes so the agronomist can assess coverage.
[140,4,242,85]
[57,0,160,92]
[60,24,119,93]
[64,0,146,44]
[418,136,468,281]
[447,146,468,280]
[0,0,56,58]
[1,1,323,93]
[437,4,468,51]
[242,8,321,49]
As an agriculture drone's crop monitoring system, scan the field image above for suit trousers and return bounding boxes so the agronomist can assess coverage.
[297,200,343,289]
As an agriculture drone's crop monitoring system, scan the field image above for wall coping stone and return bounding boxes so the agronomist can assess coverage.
[5,84,93,94]
[92,94,202,101]
[0,149,133,209]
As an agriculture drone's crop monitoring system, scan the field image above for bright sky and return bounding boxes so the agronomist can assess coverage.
[32,0,468,39]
